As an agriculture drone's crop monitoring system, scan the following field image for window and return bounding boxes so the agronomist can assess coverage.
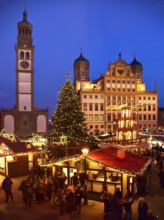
[90,125,93,129]
[107,88,110,91]
[20,51,24,59]
[24,106,26,110]
[127,81,130,84]
[148,105,151,111]
[143,97,146,100]
[84,103,87,111]
[95,115,99,121]
[152,97,156,100]
[95,95,98,99]
[100,115,104,121]
[89,95,92,99]
[100,104,104,111]
[95,104,98,111]
[112,80,115,83]
[107,80,110,83]
[148,115,151,120]
[83,95,87,99]
[132,81,135,84]
[89,115,93,121]
[117,80,120,84]
[107,114,111,122]
[100,125,104,129]
[81,68,85,77]
[132,89,135,92]
[153,115,156,120]
[100,95,104,99]
[89,104,93,111]
[139,97,142,100]
[143,115,146,120]
[122,80,125,84]
[26,52,30,60]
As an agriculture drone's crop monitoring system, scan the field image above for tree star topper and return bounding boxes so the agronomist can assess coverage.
[66,71,72,79]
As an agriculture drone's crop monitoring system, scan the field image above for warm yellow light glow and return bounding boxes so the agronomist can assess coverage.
[82,147,89,157]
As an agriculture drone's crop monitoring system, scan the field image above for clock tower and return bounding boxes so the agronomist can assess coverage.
[0,9,48,137]
[16,9,34,111]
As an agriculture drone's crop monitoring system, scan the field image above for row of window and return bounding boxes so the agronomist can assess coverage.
[88,123,156,131]
[84,103,156,112]
[83,95,104,99]
[19,28,31,36]
[138,114,156,121]
[19,51,30,60]
[83,103,104,111]
[87,115,104,121]
[106,80,136,84]
[83,95,156,101]
[107,88,136,92]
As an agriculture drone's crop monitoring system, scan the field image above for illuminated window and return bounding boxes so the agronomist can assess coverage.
[89,115,93,121]
[100,115,104,121]
[95,115,99,121]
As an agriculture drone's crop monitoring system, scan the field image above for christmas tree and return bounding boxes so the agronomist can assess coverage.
[49,80,89,144]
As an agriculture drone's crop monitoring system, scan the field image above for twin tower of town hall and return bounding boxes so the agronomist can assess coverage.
[0,10,158,137]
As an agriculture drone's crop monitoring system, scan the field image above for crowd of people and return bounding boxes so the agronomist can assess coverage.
[100,185,158,220]
[0,157,163,219]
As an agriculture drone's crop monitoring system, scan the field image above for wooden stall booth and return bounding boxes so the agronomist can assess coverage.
[45,146,150,197]
[0,136,38,177]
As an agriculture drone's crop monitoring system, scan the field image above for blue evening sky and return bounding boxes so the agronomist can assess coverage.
[0,0,164,118]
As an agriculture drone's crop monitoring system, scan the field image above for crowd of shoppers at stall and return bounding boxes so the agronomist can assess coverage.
[0,156,162,219]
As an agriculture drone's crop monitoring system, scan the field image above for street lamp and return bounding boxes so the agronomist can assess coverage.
[81,147,89,205]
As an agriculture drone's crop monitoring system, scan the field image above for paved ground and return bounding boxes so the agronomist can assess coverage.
[0,164,163,220]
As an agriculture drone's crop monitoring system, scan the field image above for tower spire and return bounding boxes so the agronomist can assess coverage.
[23,7,27,22]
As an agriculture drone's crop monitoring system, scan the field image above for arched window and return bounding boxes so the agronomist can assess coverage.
[37,115,47,132]
[4,115,14,133]
[26,52,30,60]
[20,51,24,59]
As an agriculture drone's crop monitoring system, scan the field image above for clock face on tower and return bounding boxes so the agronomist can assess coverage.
[20,61,29,69]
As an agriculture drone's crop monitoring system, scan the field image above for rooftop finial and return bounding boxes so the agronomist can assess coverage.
[80,48,82,55]
[23,7,27,22]
[119,53,121,60]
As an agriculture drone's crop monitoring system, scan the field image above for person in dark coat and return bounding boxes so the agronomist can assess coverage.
[74,185,83,213]
[138,197,149,220]
[2,175,14,202]
[71,172,79,188]
[124,190,134,220]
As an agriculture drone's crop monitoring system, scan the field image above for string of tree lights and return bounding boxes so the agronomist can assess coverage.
[48,80,89,143]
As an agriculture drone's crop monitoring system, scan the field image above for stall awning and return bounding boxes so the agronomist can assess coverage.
[87,146,150,175]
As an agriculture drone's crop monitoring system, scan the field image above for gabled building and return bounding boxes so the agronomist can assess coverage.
[0,9,48,137]
[74,52,158,136]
